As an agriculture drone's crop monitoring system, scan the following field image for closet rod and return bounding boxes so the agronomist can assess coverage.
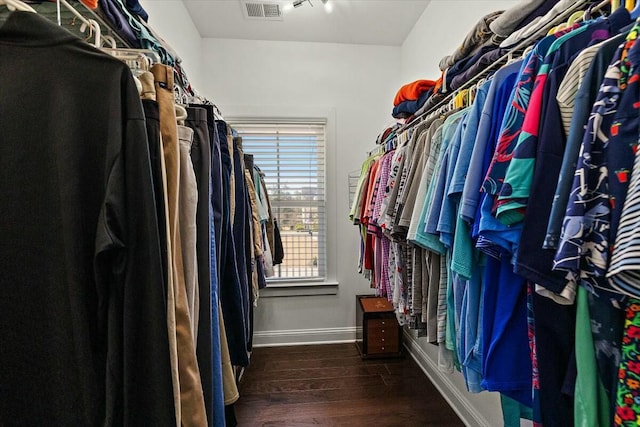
[403,0,596,129]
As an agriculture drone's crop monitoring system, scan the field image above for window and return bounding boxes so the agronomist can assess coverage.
[232,120,326,282]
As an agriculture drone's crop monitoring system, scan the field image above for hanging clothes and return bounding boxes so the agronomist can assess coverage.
[352,5,640,426]
[0,7,277,426]
[0,12,175,425]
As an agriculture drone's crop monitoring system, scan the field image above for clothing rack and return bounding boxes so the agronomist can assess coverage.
[71,0,219,109]
[14,0,130,47]
[366,0,609,154]
[365,0,605,154]
[402,0,603,129]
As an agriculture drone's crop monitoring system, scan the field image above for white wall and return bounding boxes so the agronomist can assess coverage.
[200,38,401,339]
[140,0,204,90]
[401,0,518,83]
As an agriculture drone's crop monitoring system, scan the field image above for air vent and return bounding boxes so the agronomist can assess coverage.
[246,2,264,17]
[241,1,284,20]
[262,3,281,18]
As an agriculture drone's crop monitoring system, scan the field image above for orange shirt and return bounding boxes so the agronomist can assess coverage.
[393,79,437,106]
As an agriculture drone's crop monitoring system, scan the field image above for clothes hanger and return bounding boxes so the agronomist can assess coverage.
[611,0,621,10]
[581,2,601,22]
[0,0,37,12]
[126,56,150,73]
[467,85,476,106]
[461,89,469,107]
[101,35,117,49]
[566,10,585,25]
[447,97,455,112]
[79,19,101,48]
[175,104,187,125]
[454,89,468,108]
[506,51,516,64]
[56,0,117,48]
[102,48,160,68]
[625,0,634,11]
[555,22,569,32]
[213,104,225,121]
[522,44,535,58]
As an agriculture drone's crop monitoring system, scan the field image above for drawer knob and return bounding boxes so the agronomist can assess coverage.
[381,329,385,333]
[382,347,385,350]
[382,338,385,342]
[382,321,386,325]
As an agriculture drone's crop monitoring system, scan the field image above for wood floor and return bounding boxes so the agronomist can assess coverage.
[234,343,464,427]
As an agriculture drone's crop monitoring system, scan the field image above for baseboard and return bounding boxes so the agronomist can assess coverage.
[253,326,357,347]
[402,329,491,427]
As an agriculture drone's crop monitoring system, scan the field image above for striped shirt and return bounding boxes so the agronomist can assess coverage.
[381,143,408,232]
[378,146,403,231]
[390,133,418,236]
[370,152,394,228]
[398,123,432,230]
[607,112,640,297]
[410,247,422,316]
[437,253,448,344]
[556,41,605,138]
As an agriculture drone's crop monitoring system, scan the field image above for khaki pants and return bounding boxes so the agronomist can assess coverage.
[178,125,200,342]
[219,304,240,406]
[151,64,207,427]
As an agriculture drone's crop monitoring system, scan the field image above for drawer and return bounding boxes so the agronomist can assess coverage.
[368,318,394,329]
[368,342,400,354]
[357,296,402,358]
[367,325,399,341]
[367,333,397,349]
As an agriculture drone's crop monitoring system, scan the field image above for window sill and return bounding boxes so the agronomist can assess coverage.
[259,281,339,298]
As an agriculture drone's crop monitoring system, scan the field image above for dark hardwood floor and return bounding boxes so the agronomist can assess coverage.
[234,343,465,426]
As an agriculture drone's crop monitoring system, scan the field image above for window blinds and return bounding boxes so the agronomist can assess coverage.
[233,121,326,281]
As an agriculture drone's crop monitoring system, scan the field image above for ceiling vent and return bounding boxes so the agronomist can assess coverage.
[241,1,284,20]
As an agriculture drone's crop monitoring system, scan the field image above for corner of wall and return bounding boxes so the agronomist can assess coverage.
[140,0,205,91]
[399,0,522,83]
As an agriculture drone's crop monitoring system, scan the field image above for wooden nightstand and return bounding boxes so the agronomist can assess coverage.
[355,295,402,359]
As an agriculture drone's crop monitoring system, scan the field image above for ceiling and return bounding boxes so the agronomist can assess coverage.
[184,0,431,46]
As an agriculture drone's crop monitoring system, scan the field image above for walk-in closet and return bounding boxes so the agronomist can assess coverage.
[3,0,640,426]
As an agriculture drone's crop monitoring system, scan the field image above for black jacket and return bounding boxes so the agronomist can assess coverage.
[0,12,174,426]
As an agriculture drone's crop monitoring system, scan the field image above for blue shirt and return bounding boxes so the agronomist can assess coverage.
[461,61,522,224]
[417,109,467,253]
[451,81,490,201]
[473,71,524,258]
[438,111,470,247]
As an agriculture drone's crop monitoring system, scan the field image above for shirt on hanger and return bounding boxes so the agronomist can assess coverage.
[556,28,639,295]
[460,60,522,224]
[512,9,632,294]
[545,31,628,250]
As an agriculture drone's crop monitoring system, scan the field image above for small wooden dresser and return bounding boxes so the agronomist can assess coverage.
[355,295,402,358]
